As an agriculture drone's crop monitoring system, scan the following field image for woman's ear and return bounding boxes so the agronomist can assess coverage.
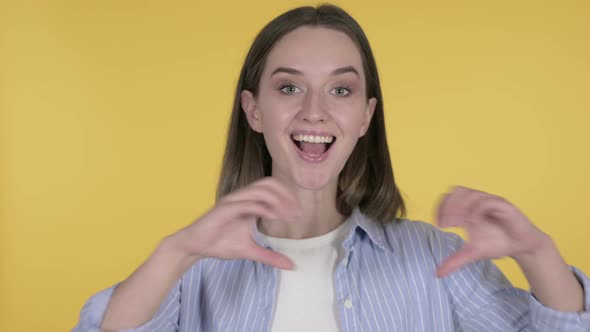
[359,97,377,137]
[241,90,262,133]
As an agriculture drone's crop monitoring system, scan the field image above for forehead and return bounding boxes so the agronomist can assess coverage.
[263,26,364,76]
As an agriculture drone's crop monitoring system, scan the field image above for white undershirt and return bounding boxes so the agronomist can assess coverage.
[258,218,354,332]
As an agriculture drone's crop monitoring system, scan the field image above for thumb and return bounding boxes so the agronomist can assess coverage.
[246,244,295,270]
[436,243,480,278]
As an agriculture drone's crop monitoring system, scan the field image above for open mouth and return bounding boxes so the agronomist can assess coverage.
[291,134,336,156]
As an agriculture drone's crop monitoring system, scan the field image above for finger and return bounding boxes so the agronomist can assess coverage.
[469,195,509,222]
[437,186,472,228]
[459,189,497,223]
[245,243,295,270]
[219,200,281,222]
[223,186,286,217]
[436,243,481,278]
[224,178,301,219]
[438,186,499,228]
[435,192,451,227]
[256,178,302,215]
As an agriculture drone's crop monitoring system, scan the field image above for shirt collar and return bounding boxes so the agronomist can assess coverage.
[253,206,392,252]
[345,206,391,252]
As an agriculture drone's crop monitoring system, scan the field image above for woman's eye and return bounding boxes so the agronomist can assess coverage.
[279,85,301,94]
[331,87,351,96]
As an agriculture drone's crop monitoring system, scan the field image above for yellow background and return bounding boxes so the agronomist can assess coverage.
[1,0,589,330]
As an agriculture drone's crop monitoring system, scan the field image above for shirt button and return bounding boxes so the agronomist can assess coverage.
[344,299,353,308]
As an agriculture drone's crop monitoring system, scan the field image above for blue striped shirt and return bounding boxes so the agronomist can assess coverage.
[74,207,590,331]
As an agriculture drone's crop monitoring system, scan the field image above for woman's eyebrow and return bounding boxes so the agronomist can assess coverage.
[331,66,359,76]
[270,66,359,77]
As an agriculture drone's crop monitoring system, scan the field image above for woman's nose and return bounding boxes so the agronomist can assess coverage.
[299,90,328,123]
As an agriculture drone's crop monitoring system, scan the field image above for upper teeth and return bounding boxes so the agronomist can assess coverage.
[292,134,334,143]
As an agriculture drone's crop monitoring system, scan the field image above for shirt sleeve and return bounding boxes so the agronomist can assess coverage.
[71,280,181,332]
[437,231,590,332]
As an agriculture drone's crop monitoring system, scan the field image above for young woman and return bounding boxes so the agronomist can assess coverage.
[74,5,589,332]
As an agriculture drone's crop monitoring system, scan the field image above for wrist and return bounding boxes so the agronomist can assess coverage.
[512,233,584,311]
[158,232,203,272]
[513,233,566,283]
[513,231,554,266]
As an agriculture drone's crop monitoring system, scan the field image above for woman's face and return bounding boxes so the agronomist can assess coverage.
[242,26,376,191]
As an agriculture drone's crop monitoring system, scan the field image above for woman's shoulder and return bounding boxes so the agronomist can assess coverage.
[379,216,465,257]
[353,207,463,252]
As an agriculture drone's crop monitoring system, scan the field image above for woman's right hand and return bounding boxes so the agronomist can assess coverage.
[170,177,301,270]
[98,177,300,330]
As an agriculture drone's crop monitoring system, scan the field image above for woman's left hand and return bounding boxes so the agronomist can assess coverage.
[435,186,549,278]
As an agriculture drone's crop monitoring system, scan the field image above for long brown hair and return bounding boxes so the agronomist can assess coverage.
[216,4,406,223]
